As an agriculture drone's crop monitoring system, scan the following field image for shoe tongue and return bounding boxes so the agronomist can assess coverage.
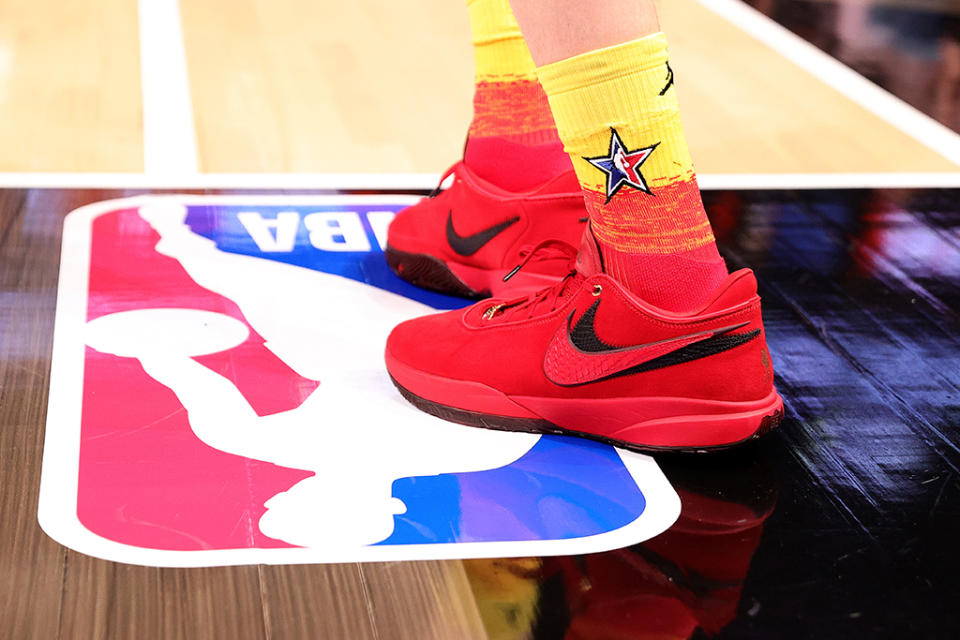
[575,224,604,277]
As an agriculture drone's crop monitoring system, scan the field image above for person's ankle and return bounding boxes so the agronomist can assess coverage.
[464,137,572,191]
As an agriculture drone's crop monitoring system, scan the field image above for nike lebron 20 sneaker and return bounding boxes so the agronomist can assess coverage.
[385,227,783,452]
[385,162,588,298]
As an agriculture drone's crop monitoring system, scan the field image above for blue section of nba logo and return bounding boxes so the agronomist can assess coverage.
[385,437,644,544]
[184,204,648,544]
[184,203,465,310]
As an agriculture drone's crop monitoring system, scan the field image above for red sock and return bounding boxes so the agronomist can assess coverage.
[463,0,571,191]
[538,34,728,312]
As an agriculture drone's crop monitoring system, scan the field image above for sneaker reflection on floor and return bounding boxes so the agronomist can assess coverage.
[463,449,778,639]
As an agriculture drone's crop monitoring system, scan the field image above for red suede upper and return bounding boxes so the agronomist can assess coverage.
[387,162,587,274]
[386,268,775,404]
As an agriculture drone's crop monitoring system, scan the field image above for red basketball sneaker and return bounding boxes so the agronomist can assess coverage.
[385,162,588,298]
[385,228,783,452]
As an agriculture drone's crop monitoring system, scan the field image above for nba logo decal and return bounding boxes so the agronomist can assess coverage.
[39,195,680,566]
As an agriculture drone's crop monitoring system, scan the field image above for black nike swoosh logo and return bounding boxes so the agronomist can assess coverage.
[446,211,519,256]
[544,299,760,386]
[659,61,674,96]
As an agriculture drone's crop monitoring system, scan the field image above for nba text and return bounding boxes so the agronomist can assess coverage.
[237,210,394,253]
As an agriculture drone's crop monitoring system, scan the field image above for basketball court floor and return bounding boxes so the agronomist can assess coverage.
[1,0,959,638]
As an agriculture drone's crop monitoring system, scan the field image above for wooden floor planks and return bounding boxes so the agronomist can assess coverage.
[260,564,377,639]
[361,561,488,640]
[0,189,66,640]
[0,0,143,172]
[0,0,955,174]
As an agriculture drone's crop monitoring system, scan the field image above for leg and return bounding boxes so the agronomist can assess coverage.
[511,0,727,313]
[508,0,660,65]
[385,0,783,451]
[463,0,571,189]
[383,0,592,299]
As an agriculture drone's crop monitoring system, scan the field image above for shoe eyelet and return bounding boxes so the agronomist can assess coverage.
[591,284,602,297]
[482,303,504,320]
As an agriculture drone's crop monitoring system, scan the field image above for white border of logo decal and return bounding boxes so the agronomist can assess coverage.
[38,195,680,567]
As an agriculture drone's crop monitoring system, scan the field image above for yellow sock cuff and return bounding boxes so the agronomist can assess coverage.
[466,0,537,81]
[537,33,670,95]
[537,33,691,187]
[538,33,713,254]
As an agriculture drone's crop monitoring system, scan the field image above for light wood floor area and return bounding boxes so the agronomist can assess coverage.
[0,0,956,175]
[0,0,143,172]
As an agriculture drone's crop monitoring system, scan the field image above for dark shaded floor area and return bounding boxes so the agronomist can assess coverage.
[475,187,960,639]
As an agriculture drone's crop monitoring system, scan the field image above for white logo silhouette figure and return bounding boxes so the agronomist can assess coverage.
[84,202,539,549]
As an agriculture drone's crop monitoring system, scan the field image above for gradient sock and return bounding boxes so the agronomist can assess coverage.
[464,0,571,191]
[538,33,728,312]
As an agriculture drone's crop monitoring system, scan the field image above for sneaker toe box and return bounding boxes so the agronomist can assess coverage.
[385,308,470,377]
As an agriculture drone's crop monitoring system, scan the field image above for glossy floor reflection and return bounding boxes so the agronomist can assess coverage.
[460,187,960,638]
[464,450,777,639]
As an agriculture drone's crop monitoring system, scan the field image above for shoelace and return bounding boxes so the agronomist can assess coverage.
[502,239,580,282]
[429,167,590,321]
[428,163,461,198]
[484,241,582,322]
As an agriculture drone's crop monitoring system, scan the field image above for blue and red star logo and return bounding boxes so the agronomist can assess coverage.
[584,128,659,203]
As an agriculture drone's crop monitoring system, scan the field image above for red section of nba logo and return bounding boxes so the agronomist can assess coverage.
[78,209,316,550]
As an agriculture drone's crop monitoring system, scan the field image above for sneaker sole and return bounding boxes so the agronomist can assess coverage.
[385,246,485,298]
[385,245,566,299]
[390,375,782,454]
[386,353,784,453]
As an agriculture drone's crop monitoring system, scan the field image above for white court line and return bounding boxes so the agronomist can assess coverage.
[137,0,199,175]
[0,172,437,190]
[0,171,958,191]
[697,173,960,190]
[695,0,960,167]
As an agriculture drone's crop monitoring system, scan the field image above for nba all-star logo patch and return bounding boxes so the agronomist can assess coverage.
[584,128,658,203]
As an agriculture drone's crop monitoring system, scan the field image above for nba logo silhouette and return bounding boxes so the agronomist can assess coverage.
[39,195,680,566]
